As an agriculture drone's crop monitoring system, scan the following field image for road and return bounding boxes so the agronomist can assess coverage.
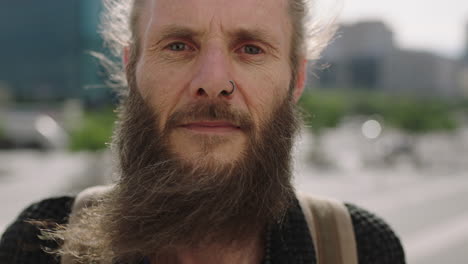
[0,150,110,234]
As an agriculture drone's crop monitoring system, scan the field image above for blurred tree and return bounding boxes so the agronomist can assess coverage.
[0,81,13,107]
[299,91,348,168]
[69,109,116,151]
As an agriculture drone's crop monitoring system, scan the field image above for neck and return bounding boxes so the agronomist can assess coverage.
[149,231,265,264]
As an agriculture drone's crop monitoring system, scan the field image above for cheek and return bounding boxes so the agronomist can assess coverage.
[239,64,291,127]
[135,59,187,131]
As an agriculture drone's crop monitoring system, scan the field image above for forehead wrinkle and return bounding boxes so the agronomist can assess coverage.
[227,27,281,47]
[142,0,290,54]
[205,13,229,41]
[155,24,205,42]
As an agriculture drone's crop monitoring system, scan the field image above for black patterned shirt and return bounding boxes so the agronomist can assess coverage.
[0,196,405,264]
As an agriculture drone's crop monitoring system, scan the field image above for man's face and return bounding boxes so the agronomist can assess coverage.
[133,0,295,166]
[70,1,303,257]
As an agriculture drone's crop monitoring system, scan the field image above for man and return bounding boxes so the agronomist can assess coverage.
[0,0,405,263]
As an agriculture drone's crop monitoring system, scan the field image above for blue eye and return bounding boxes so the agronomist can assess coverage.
[168,42,187,51]
[243,45,262,55]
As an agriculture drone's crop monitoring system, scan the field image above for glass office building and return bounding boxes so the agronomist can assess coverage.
[0,0,110,103]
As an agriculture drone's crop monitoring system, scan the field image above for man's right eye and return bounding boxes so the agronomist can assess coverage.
[167,42,188,51]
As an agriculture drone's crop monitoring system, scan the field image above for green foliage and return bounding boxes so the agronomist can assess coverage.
[299,89,460,133]
[378,98,457,133]
[69,109,116,151]
[0,123,5,140]
[459,99,468,114]
[298,91,348,133]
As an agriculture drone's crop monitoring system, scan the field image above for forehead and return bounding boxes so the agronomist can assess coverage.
[139,0,291,45]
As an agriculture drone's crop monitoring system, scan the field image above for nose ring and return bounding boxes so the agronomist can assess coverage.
[221,80,236,96]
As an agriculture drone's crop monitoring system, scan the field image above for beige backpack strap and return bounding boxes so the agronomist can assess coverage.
[297,193,358,264]
[61,185,114,264]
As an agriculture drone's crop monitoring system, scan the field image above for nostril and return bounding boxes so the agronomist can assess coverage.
[197,88,206,96]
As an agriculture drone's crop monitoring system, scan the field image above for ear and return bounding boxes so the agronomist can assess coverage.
[123,45,131,68]
[292,58,308,103]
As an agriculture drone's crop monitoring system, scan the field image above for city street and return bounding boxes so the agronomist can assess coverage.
[2,0,467,263]
[0,151,110,234]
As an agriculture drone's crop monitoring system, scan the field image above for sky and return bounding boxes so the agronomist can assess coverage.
[329,0,468,58]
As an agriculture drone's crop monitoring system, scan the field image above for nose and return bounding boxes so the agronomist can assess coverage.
[189,45,235,100]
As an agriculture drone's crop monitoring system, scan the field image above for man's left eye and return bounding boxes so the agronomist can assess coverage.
[243,45,263,55]
[167,42,188,51]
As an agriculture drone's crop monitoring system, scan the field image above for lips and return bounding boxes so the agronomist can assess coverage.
[180,121,241,133]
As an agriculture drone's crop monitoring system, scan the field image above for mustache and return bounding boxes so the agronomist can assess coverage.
[165,101,255,132]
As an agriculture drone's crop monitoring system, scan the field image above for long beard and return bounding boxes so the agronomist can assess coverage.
[96,78,301,262]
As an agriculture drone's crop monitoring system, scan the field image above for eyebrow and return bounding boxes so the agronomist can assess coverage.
[154,25,280,52]
[155,25,204,45]
[227,28,281,51]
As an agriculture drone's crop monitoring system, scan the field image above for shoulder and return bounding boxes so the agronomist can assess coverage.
[12,196,75,223]
[0,196,75,264]
[295,193,406,264]
[344,203,406,264]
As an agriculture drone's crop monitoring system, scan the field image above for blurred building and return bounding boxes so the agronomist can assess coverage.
[464,23,468,64]
[0,0,111,103]
[460,23,468,95]
[314,21,466,97]
[316,21,395,90]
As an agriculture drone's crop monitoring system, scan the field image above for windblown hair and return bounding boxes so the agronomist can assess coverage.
[98,0,337,94]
